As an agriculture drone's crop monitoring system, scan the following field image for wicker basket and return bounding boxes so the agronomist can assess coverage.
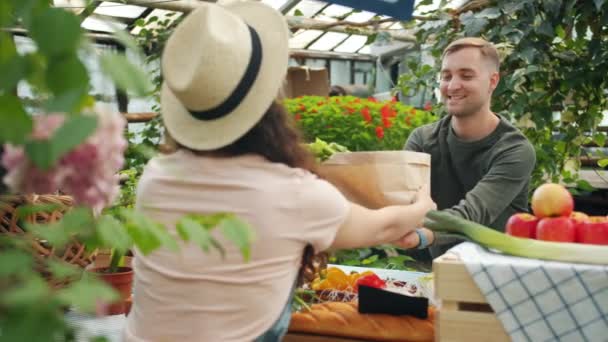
[0,194,96,279]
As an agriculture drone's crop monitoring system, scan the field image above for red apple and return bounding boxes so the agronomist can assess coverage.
[570,211,590,242]
[531,183,574,218]
[578,216,608,245]
[537,217,576,242]
[505,213,539,238]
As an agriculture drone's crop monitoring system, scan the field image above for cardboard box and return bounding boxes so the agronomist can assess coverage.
[433,253,510,341]
[284,66,329,98]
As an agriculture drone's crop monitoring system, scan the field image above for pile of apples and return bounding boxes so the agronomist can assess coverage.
[506,183,608,245]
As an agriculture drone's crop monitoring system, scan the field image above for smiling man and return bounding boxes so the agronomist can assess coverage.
[399,37,536,257]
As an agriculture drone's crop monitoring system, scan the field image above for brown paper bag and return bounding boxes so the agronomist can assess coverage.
[318,151,431,209]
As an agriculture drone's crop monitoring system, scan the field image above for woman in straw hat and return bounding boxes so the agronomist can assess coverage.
[123,1,436,341]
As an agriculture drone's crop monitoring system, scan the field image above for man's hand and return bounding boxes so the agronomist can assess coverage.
[393,227,435,249]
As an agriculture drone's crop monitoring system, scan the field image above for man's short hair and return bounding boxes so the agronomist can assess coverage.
[442,37,500,72]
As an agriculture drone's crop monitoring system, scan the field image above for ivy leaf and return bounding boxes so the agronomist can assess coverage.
[365,33,377,45]
[100,53,153,97]
[220,216,255,262]
[0,94,32,144]
[28,8,82,57]
[477,7,501,19]
[459,12,488,36]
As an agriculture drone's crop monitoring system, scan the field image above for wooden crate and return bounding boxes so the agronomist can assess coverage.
[433,253,510,342]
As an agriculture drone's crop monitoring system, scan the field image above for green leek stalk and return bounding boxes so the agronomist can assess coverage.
[424,210,608,265]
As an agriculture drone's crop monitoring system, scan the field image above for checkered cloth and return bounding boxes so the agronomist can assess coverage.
[450,242,608,342]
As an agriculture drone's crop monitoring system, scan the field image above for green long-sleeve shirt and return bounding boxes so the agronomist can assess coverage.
[405,114,536,257]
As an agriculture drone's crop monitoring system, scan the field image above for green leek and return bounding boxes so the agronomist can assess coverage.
[424,210,608,265]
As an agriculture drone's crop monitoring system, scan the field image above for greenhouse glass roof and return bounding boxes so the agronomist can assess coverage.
[50,0,468,55]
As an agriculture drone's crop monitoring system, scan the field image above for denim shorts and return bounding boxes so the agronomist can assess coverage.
[254,280,297,342]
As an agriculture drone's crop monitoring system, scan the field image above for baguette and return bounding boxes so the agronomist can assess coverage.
[289,302,434,342]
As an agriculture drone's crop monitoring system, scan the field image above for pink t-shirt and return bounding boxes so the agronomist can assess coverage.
[123,150,349,341]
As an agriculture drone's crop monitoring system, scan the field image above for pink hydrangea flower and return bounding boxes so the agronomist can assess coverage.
[2,110,127,213]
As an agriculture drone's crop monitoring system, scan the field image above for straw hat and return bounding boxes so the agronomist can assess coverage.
[160,1,289,150]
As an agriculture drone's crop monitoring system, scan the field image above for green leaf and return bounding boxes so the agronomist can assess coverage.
[15,203,64,219]
[294,9,304,16]
[555,25,566,39]
[0,250,34,277]
[111,28,141,53]
[50,114,98,161]
[598,158,608,168]
[477,7,501,19]
[176,217,224,256]
[100,53,153,96]
[24,140,54,171]
[220,216,255,262]
[365,33,378,45]
[361,254,379,265]
[1,274,50,307]
[593,132,606,147]
[28,8,83,57]
[25,115,97,170]
[459,12,488,36]
[0,34,26,92]
[45,57,89,112]
[97,215,132,254]
[55,276,118,313]
[47,259,82,280]
[576,179,595,192]
[0,94,33,144]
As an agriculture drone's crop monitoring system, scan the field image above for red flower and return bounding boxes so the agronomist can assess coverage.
[317,101,324,106]
[423,101,432,111]
[345,107,355,114]
[375,126,384,139]
[334,98,340,103]
[312,109,318,113]
[391,96,398,103]
[382,116,392,128]
[410,108,417,115]
[367,96,378,103]
[299,104,306,111]
[294,114,301,121]
[354,98,361,103]
[380,105,396,118]
[361,107,372,123]
[405,116,412,125]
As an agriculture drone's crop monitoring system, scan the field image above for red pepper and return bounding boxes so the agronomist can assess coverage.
[355,274,386,292]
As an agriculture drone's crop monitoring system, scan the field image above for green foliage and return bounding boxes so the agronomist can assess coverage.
[284,95,437,151]
[397,0,608,191]
[0,2,255,341]
[329,246,423,271]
